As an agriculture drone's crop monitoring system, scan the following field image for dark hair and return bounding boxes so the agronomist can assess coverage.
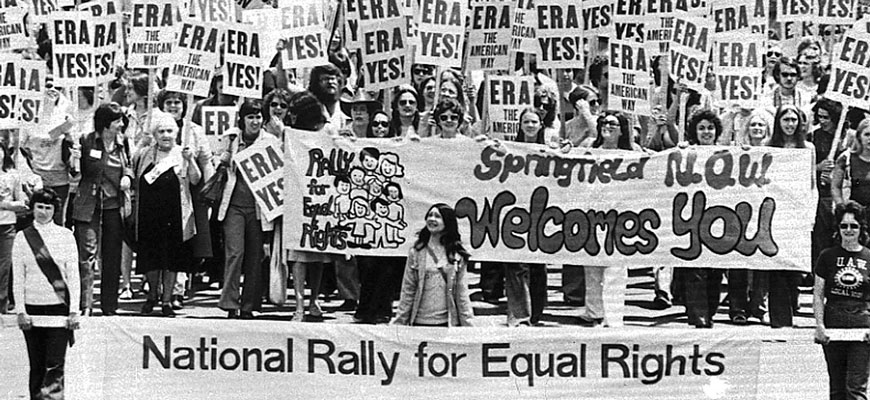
[774,56,800,80]
[329,51,352,79]
[308,63,342,102]
[370,197,389,211]
[812,97,842,129]
[333,174,350,187]
[833,201,869,245]
[0,141,14,172]
[417,76,436,111]
[94,102,125,133]
[413,203,470,263]
[360,147,380,164]
[593,111,632,150]
[156,90,187,118]
[534,86,557,128]
[78,87,95,107]
[127,72,150,99]
[433,98,464,131]
[263,88,294,125]
[686,110,723,145]
[770,105,807,148]
[389,87,420,136]
[236,99,264,131]
[30,187,59,209]
[385,181,403,200]
[367,110,392,138]
[516,107,545,144]
[589,56,609,87]
[288,91,326,131]
[439,79,465,108]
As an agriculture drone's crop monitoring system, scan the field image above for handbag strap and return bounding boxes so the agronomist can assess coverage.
[22,226,70,306]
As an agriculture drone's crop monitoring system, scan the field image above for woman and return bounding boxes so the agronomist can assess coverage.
[417,76,437,112]
[389,85,420,138]
[216,100,275,319]
[340,89,380,138]
[565,85,600,147]
[393,203,474,327]
[814,201,870,400]
[430,98,469,139]
[769,104,814,328]
[156,89,216,309]
[833,117,870,210]
[367,111,392,138]
[262,88,294,139]
[797,53,821,96]
[123,72,153,151]
[739,109,774,147]
[133,112,201,317]
[72,103,132,316]
[0,141,27,314]
[13,188,79,400]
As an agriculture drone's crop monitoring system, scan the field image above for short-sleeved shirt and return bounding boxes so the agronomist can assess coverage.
[815,246,870,306]
[837,153,870,208]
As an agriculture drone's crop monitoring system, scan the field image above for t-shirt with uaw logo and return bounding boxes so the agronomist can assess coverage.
[815,247,870,304]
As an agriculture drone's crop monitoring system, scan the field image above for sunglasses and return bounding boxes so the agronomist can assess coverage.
[439,114,460,122]
[767,51,782,57]
[399,99,416,105]
[603,120,620,127]
[840,223,861,230]
[372,121,390,128]
[589,99,600,106]
[413,69,430,75]
[780,72,798,78]
[270,102,287,109]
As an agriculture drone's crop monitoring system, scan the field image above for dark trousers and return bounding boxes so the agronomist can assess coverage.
[74,208,122,314]
[769,270,802,327]
[218,205,265,313]
[824,341,870,400]
[0,224,15,312]
[355,256,405,321]
[727,269,768,319]
[814,197,836,270]
[48,185,69,227]
[684,267,722,326]
[561,264,585,304]
[505,263,548,325]
[478,261,504,300]
[23,304,71,400]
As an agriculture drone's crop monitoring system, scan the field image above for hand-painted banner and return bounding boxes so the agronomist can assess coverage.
[415,0,466,68]
[467,0,512,71]
[484,75,533,140]
[0,56,44,128]
[78,0,122,85]
[779,0,814,22]
[356,0,411,91]
[201,106,237,154]
[610,0,649,115]
[535,0,584,69]
[285,134,815,271]
[9,318,831,399]
[234,135,284,221]
[128,0,179,69]
[669,12,712,93]
[49,11,95,86]
[166,19,223,98]
[711,0,764,108]
[30,0,57,22]
[827,25,870,108]
[189,0,240,22]
[582,0,614,37]
[279,0,329,69]
[222,22,264,99]
[814,0,857,24]
[0,3,27,52]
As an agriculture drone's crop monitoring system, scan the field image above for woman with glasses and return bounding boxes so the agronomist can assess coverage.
[565,85,600,147]
[263,88,294,139]
[367,111,392,139]
[797,53,822,97]
[389,86,420,138]
[430,98,468,139]
[764,44,783,93]
[814,201,870,400]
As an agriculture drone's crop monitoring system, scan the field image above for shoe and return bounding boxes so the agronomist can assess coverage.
[353,316,374,324]
[171,296,184,310]
[227,310,239,319]
[293,310,305,322]
[336,300,357,312]
[141,300,157,315]
[119,288,133,300]
[578,314,604,326]
[161,304,176,317]
[652,295,672,310]
[374,315,392,324]
[103,310,118,316]
[309,303,323,318]
[730,315,748,325]
[239,311,255,320]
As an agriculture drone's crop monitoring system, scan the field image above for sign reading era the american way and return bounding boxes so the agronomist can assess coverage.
[285,134,815,271]
[128,0,179,69]
[166,19,223,97]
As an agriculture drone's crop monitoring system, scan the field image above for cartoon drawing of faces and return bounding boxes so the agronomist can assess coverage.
[378,153,404,179]
[368,180,383,198]
[385,182,403,202]
[360,147,380,172]
[372,198,390,217]
[349,167,366,187]
[351,197,369,217]
[334,175,351,194]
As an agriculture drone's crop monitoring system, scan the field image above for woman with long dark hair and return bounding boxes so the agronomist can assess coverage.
[0,140,26,315]
[393,204,474,326]
[390,86,420,138]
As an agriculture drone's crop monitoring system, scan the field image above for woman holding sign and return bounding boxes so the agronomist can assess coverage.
[389,86,420,138]
[813,200,870,400]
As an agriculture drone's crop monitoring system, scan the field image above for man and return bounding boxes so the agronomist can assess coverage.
[308,63,349,129]
[763,57,811,116]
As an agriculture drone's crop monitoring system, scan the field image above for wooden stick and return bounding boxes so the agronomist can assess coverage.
[828,107,849,161]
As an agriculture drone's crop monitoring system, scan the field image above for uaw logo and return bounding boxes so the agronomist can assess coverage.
[835,266,863,290]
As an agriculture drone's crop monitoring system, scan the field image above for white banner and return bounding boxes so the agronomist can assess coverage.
[284,133,815,270]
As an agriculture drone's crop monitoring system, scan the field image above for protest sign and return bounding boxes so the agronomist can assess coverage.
[234,135,284,221]
[0,57,43,128]
[128,0,179,69]
[582,0,614,37]
[466,0,512,71]
[189,0,239,22]
[0,2,27,52]
[286,135,815,271]
[202,106,237,154]
[779,0,814,22]
[609,0,649,114]
[711,0,765,108]
[535,0,584,68]
[49,11,96,86]
[484,75,533,140]
[416,0,466,68]
[668,12,712,92]
[814,0,857,24]
[510,0,537,67]
[166,19,223,98]
[235,0,277,9]
[344,0,362,50]
[54,318,819,400]
[778,20,816,57]
[643,0,673,56]
[826,26,870,109]
[279,0,329,69]
[356,0,411,90]
[30,0,57,22]
[78,0,122,85]
[222,22,264,99]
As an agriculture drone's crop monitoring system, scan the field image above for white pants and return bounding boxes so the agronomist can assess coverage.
[583,266,626,327]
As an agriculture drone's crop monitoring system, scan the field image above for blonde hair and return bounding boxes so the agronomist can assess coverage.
[739,109,774,146]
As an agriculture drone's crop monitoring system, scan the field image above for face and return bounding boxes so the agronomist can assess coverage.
[600,115,620,143]
[381,160,396,176]
[779,65,798,89]
[438,110,460,132]
[318,74,339,96]
[696,119,717,145]
[860,126,870,151]
[767,47,782,68]
[426,207,445,234]
[387,186,400,201]
[350,169,365,185]
[779,110,799,136]
[154,125,176,151]
[270,98,288,119]
[353,201,368,217]
[362,153,378,170]
[748,116,768,142]
[398,93,417,118]
[797,56,813,78]
[369,181,383,197]
[108,117,124,134]
[375,202,389,217]
[817,108,833,132]
[351,104,370,124]
[371,114,390,137]
[424,80,436,102]
[336,180,350,194]
[163,97,184,120]
[800,46,821,65]
[244,113,263,135]
[839,212,861,242]
[125,83,141,104]
[440,81,459,100]
[32,202,54,224]
[413,66,433,86]
[521,111,542,141]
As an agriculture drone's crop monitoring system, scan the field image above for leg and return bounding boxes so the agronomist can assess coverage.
[334,256,360,307]
[601,266,626,328]
[48,185,69,227]
[583,266,605,320]
[306,262,324,313]
[823,342,849,400]
[120,242,133,297]
[161,271,177,304]
[654,266,674,307]
[748,270,769,319]
[99,209,123,314]
[354,256,377,322]
[728,269,750,321]
[292,261,308,316]
[0,224,14,313]
[561,264,585,305]
[844,341,870,400]
[768,270,795,327]
[684,267,710,327]
[74,217,100,313]
[503,262,531,326]
[239,207,264,313]
[23,328,46,399]
[705,269,723,324]
[529,264,548,324]
[39,328,70,400]
[478,261,504,301]
[218,206,246,312]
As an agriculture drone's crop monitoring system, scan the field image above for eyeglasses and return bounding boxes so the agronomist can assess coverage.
[270,102,287,109]
[399,99,416,105]
[372,121,390,128]
[439,114,460,122]
[413,69,430,75]
[767,51,782,57]
[780,72,798,78]
[840,223,861,230]
[319,75,338,82]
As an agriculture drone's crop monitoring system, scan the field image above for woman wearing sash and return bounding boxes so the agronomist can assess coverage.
[13,188,80,399]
